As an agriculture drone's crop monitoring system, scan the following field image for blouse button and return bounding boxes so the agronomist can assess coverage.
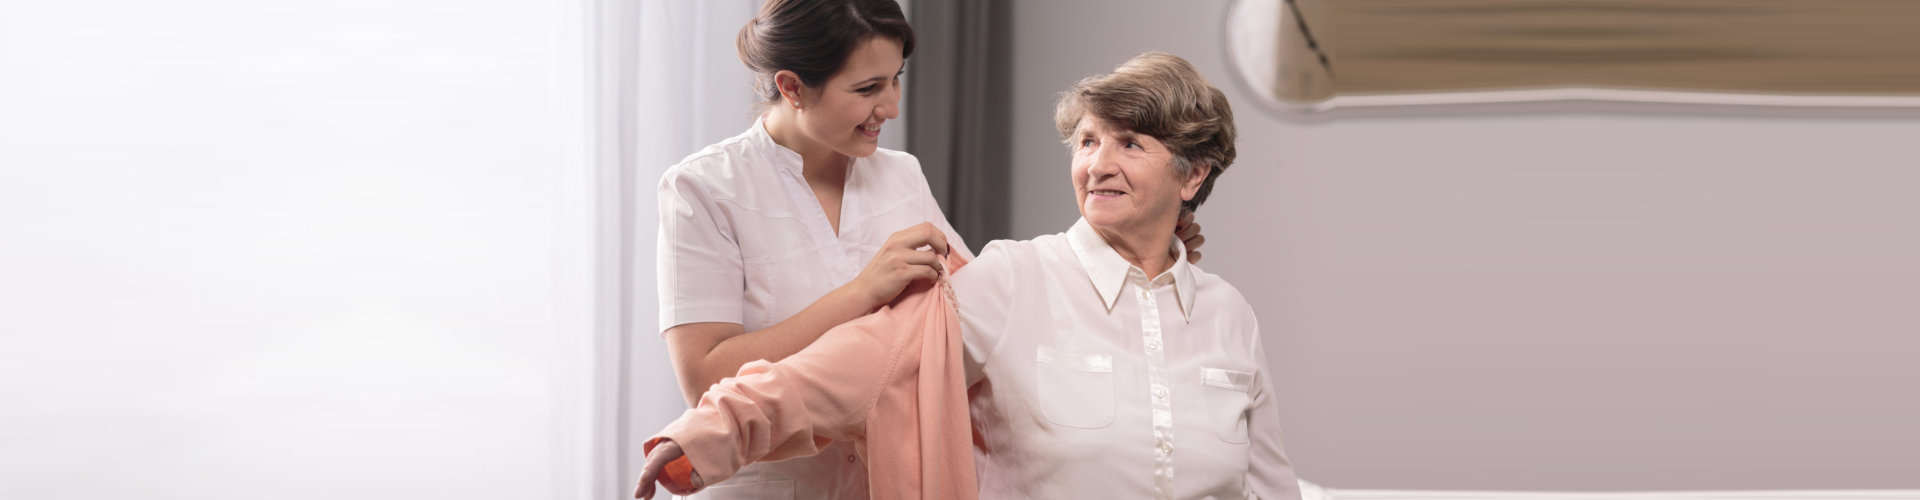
[1154,387,1168,399]
[847,455,857,463]
[1146,340,1161,351]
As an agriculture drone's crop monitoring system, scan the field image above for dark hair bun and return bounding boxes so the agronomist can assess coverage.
[736,0,915,104]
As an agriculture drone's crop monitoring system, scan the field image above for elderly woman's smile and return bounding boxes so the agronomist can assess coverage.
[1067,114,1213,277]
[1071,114,1199,238]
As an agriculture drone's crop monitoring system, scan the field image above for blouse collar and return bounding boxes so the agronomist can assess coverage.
[1065,218,1197,321]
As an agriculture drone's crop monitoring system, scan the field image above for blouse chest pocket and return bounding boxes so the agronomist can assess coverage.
[1201,367,1257,444]
[1034,346,1117,429]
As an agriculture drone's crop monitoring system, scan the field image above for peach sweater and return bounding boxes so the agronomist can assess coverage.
[646,252,976,499]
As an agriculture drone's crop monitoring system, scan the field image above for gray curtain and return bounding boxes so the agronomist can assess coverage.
[908,0,1012,253]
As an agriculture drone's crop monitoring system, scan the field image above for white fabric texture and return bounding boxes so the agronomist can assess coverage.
[954,219,1301,499]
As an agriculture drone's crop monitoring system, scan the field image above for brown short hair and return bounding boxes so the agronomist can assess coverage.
[1054,52,1237,212]
[737,0,915,104]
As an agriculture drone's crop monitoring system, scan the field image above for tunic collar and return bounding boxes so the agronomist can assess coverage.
[747,116,806,176]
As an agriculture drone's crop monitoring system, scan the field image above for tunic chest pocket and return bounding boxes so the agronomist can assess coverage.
[1202,367,1256,444]
[1034,345,1116,429]
[736,214,821,330]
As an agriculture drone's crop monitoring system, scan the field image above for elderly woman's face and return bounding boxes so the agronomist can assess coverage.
[1070,115,1208,236]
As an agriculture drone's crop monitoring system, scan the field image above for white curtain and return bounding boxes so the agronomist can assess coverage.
[0,1,605,499]
[0,0,914,497]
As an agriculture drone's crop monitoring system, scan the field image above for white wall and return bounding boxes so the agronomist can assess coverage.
[1008,0,1920,490]
[1,2,597,498]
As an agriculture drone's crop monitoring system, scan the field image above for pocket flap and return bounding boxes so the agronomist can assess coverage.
[1202,367,1257,393]
[1036,345,1113,373]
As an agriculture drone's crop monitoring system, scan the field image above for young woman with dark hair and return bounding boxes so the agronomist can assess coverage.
[656,1,955,498]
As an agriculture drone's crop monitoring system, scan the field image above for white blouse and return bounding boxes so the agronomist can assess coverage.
[954,219,1299,500]
[655,119,969,499]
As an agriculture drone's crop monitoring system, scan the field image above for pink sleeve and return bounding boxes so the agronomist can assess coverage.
[646,253,975,495]
[648,320,910,490]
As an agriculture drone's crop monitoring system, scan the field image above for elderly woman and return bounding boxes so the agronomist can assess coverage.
[636,52,1298,500]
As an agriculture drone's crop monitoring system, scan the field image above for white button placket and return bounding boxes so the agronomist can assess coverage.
[1129,268,1176,500]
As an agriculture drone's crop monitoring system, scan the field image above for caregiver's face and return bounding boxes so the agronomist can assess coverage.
[1070,115,1202,234]
[793,36,903,159]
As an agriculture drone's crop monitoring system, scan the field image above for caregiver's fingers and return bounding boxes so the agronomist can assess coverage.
[1177,221,1202,241]
[888,222,950,256]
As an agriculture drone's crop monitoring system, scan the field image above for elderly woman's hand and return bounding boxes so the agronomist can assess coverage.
[1177,208,1205,264]
[633,439,703,499]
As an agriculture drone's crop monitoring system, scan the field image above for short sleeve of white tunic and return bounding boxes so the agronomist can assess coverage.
[655,119,971,333]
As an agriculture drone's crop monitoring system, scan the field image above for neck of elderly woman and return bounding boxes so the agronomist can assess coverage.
[1092,217,1181,278]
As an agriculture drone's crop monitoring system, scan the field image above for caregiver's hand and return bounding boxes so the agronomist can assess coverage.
[1177,208,1206,264]
[848,222,951,309]
[634,439,703,499]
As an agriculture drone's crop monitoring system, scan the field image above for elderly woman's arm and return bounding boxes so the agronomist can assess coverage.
[637,335,885,497]
[1248,325,1304,500]
[634,254,977,499]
